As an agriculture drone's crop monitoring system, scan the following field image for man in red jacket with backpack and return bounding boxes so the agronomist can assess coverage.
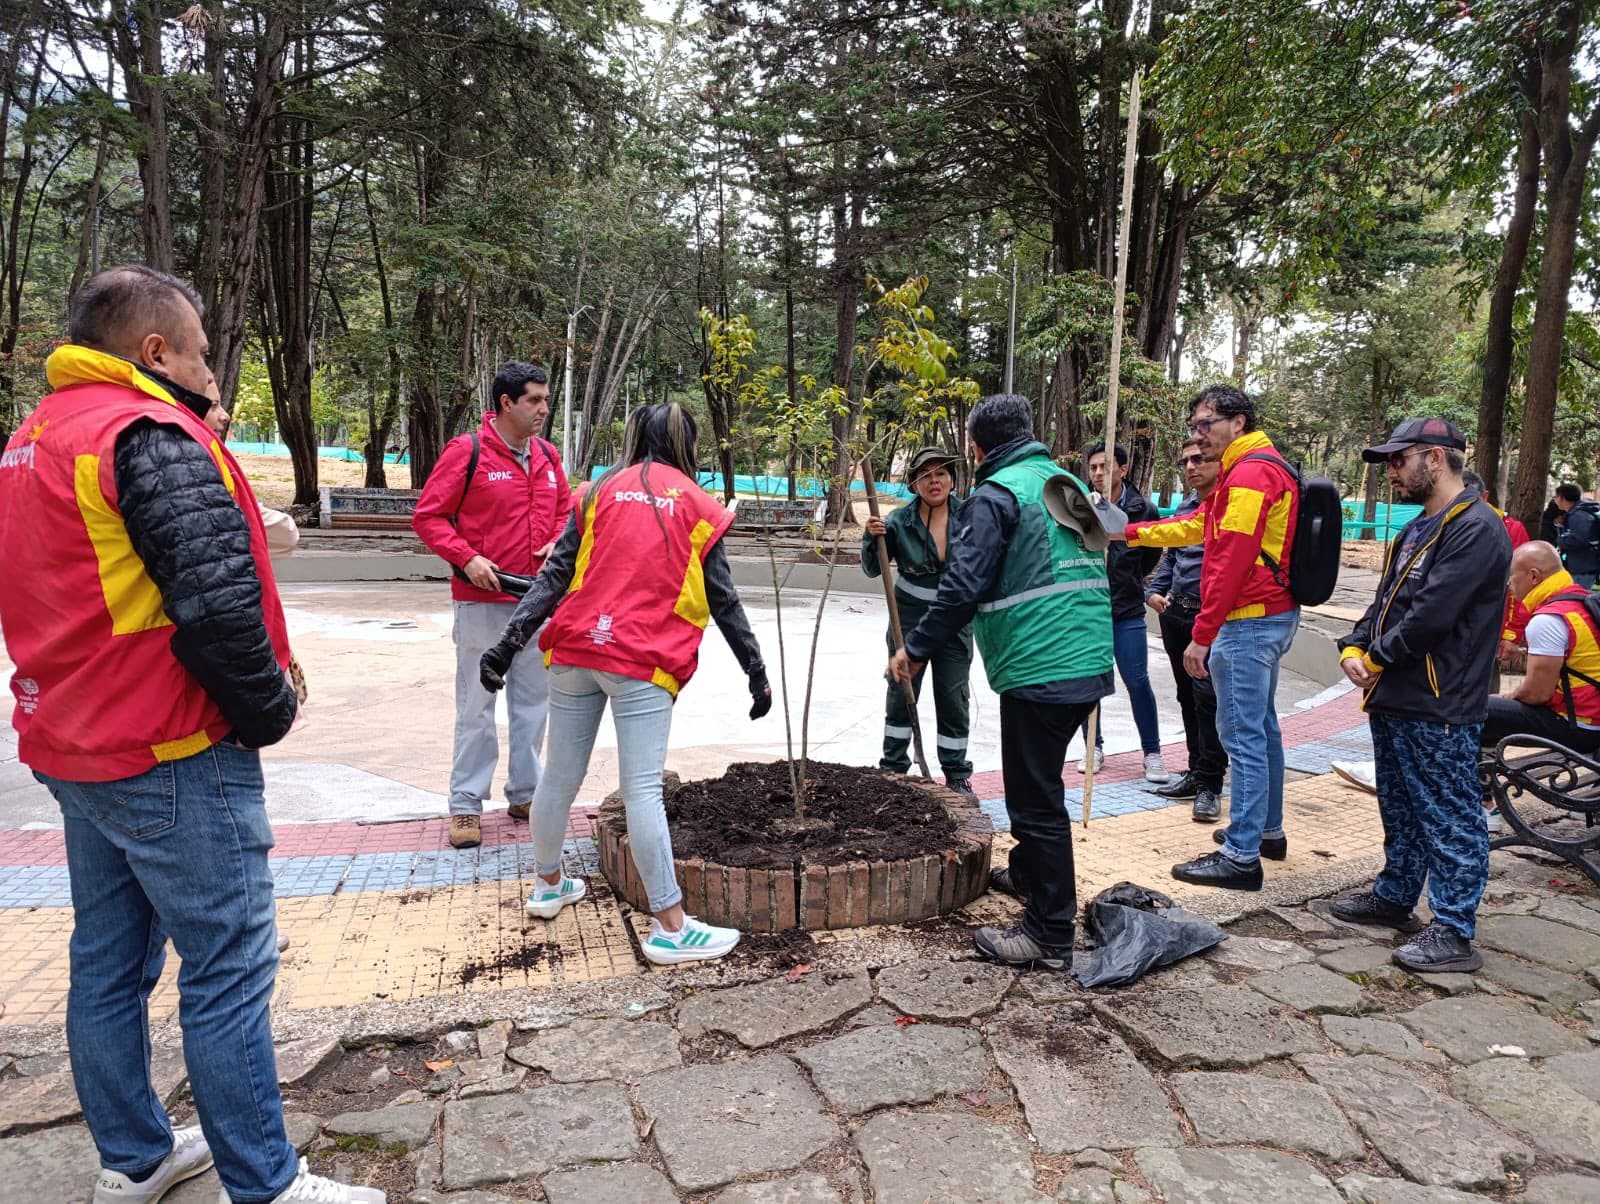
[413,362,572,848]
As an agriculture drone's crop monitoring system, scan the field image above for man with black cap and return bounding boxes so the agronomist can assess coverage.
[864,446,974,793]
[1330,417,1510,973]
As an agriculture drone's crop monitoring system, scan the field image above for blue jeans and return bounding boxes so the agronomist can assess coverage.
[1081,617,1164,755]
[35,743,296,1203]
[1370,713,1489,937]
[529,665,682,913]
[1213,609,1301,864]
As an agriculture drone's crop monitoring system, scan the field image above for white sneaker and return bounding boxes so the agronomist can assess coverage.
[525,875,587,919]
[221,1158,386,1203]
[1143,752,1170,783]
[1078,748,1104,774]
[642,915,740,965]
[1331,760,1378,794]
[94,1123,212,1203]
[1485,806,1503,834]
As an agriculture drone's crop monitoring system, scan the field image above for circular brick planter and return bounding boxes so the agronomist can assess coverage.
[594,775,993,932]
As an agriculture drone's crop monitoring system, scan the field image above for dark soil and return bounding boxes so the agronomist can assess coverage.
[666,760,960,869]
[728,926,818,970]
[457,942,562,987]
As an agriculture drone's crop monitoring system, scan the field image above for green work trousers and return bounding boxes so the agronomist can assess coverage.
[882,604,974,778]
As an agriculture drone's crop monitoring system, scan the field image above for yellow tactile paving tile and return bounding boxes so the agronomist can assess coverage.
[0,775,1390,1026]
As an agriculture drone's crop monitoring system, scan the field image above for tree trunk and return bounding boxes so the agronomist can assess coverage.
[108,0,174,270]
[1511,5,1600,532]
[1475,106,1541,489]
[1360,353,1385,539]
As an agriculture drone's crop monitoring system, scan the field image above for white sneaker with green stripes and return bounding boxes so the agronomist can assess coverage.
[642,916,740,965]
[524,875,587,919]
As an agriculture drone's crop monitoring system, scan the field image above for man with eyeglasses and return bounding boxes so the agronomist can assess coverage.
[1145,436,1228,821]
[1112,385,1300,891]
[1329,417,1510,974]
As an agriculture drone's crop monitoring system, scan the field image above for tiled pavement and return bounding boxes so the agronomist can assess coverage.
[0,691,1380,1029]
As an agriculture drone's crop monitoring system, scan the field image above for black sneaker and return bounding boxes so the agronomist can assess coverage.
[1327,889,1425,934]
[988,866,1025,900]
[973,923,1069,970]
[1212,828,1287,860]
[1191,788,1221,823]
[945,775,976,798]
[1155,772,1199,800]
[1171,850,1263,891]
[1393,922,1482,973]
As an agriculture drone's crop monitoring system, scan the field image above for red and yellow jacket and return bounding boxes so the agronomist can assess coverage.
[539,462,735,696]
[1521,570,1600,725]
[0,346,291,780]
[1126,430,1298,645]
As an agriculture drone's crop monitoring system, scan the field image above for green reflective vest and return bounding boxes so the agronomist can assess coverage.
[973,445,1114,693]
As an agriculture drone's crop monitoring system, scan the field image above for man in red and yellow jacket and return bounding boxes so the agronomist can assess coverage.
[412,363,573,848]
[0,267,372,1203]
[1120,384,1301,891]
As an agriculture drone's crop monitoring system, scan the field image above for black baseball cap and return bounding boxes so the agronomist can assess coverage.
[1362,417,1467,463]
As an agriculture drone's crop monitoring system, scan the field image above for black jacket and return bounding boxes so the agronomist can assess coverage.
[1340,489,1511,726]
[1558,499,1600,576]
[1104,480,1161,620]
[115,421,298,748]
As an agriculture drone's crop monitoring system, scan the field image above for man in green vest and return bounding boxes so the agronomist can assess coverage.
[890,394,1115,969]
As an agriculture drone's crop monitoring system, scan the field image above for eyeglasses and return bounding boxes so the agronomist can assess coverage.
[1186,416,1225,436]
[1178,453,1205,467]
[1386,446,1433,469]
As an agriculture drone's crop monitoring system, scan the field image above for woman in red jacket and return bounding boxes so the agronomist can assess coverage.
[479,404,771,964]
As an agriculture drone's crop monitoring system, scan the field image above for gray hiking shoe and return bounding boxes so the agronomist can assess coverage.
[973,923,1070,970]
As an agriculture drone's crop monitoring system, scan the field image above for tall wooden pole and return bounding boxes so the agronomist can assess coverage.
[1083,67,1143,830]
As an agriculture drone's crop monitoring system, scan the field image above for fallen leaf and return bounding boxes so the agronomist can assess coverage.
[786,963,813,983]
[893,1015,920,1027]
[424,1059,455,1072]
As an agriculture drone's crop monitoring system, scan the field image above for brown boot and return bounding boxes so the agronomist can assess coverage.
[449,814,482,849]
[507,802,530,821]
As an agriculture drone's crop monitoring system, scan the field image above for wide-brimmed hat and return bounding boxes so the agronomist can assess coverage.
[904,446,961,483]
[1363,417,1467,463]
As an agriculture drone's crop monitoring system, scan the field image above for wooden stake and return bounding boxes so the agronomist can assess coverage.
[1085,67,1143,827]
[862,457,933,779]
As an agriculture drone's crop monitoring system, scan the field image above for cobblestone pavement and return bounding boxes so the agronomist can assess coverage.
[5,836,1599,1204]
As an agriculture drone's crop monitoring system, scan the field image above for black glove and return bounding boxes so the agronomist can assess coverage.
[479,640,518,693]
[748,666,772,720]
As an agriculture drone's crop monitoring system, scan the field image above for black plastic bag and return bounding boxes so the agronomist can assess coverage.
[1070,881,1227,988]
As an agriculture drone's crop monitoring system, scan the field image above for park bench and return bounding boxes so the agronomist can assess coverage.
[1479,735,1600,889]
[318,485,421,530]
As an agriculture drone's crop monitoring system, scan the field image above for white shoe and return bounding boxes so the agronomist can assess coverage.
[94,1123,212,1203]
[1485,807,1503,834]
[524,875,587,919]
[1143,752,1170,783]
[221,1157,386,1203]
[642,915,740,965]
[1078,748,1104,774]
[1331,760,1378,794]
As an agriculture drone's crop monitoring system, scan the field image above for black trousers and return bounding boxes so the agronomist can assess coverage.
[1157,607,1229,790]
[1481,696,1600,757]
[1000,692,1096,947]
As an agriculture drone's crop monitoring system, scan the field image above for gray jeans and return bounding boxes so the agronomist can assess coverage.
[450,601,549,815]
[530,665,681,913]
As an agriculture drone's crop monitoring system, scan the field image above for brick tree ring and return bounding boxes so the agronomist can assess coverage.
[594,775,994,932]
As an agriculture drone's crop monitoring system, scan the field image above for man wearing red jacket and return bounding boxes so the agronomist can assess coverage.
[413,363,572,848]
[1121,385,1301,890]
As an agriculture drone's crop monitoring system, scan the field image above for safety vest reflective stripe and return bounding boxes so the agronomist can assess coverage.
[976,578,1106,613]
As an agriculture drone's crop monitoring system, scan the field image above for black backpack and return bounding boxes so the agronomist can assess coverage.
[1241,452,1342,607]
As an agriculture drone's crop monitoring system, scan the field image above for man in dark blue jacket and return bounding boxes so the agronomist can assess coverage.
[1146,436,1228,821]
[1553,482,1600,587]
[1331,417,1511,974]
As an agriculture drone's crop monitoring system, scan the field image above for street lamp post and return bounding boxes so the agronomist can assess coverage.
[562,304,593,466]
